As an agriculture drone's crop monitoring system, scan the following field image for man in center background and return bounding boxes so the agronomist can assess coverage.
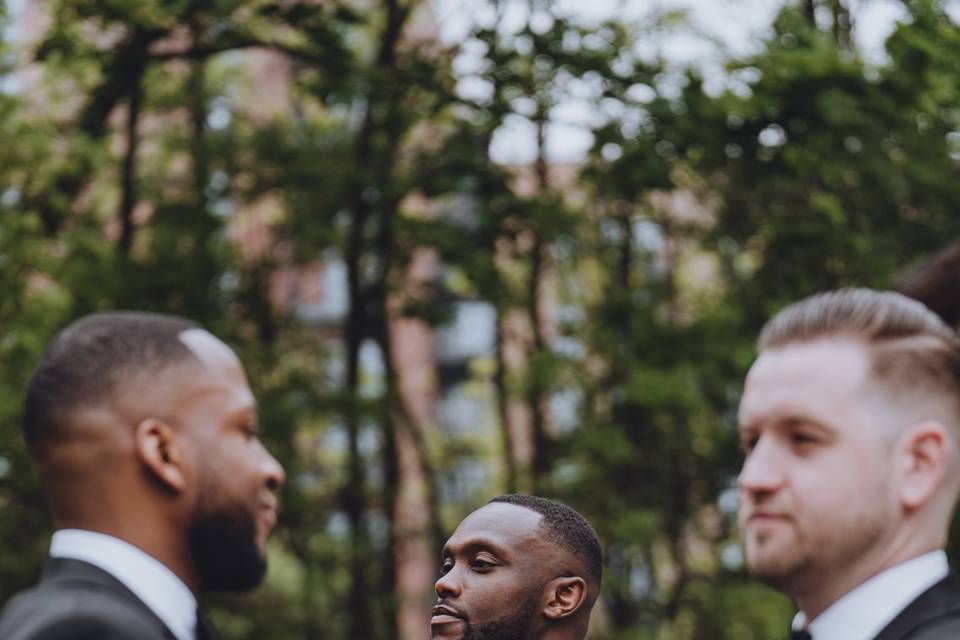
[431,494,602,640]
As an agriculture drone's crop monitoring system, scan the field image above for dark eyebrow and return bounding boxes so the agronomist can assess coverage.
[441,538,510,560]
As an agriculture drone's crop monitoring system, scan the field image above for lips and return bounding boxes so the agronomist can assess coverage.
[262,509,277,525]
[745,511,790,527]
[748,510,787,520]
[258,504,278,532]
[431,604,464,626]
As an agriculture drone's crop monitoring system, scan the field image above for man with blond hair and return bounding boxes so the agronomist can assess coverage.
[738,288,960,639]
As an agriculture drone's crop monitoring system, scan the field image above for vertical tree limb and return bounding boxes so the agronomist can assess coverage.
[342,1,413,636]
[33,25,160,236]
[494,305,518,493]
[188,47,208,209]
[803,0,817,26]
[528,112,551,491]
[117,78,142,256]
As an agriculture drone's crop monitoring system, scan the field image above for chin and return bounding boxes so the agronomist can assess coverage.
[255,531,270,557]
[747,551,804,587]
[189,507,268,591]
[431,617,467,640]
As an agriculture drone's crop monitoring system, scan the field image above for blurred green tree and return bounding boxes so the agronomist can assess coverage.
[2,1,960,639]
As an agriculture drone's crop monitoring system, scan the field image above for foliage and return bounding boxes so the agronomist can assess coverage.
[1,1,960,638]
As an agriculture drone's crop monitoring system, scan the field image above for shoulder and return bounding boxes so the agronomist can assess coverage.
[903,616,960,639]
[0,581,171,640]
[877,576,960,640]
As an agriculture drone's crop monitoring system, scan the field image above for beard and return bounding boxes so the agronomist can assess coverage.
[459,595,538,640]
[187,487,266,591]
[742,485,891,595]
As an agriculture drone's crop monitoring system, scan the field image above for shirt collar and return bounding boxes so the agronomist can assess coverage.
[792,550,949,640]
[50,529,197,640]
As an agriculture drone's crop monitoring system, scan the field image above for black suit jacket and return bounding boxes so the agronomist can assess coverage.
[0,558,179,640]
[873,576,960,639]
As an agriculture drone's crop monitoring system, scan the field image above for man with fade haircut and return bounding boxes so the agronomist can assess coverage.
[432,493,603,640]
[0,312,285,640]
[737,288,960,640]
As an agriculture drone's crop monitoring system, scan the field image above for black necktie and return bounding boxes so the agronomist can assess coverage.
[790,630,812,640]
[196,611,220,640]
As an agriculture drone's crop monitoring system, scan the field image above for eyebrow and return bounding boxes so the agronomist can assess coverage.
[230,405,259,428]
[441,538,511,560]
[739,414,834,434]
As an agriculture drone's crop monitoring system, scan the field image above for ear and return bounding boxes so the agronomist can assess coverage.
[542,576,587,620]
[135,418,188,493]
[898,420,949,511]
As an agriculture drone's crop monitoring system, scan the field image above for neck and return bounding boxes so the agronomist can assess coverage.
[57,515,199,593]
[792,531,941,621]
[538,620,587,640]
[539,632,583,640]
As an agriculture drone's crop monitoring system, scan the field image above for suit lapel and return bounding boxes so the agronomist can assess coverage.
[872,576,960,640]
[41,558,179,640]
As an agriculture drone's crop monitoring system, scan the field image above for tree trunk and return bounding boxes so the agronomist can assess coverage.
[343,152,371,640]
[188,51,207,210]
[379,384,400,640]
[117,77,141,256]
[527,231,550,491]
[34,26,159,236]
[342,0,414,636]
[803,0,816,26]
[528,113,551,492]
[618,204,633,291]
[368,4,448,637]
[246,262,278,346]
[494,304,518,493]
[343,61,374,637]
[831,0,851,48]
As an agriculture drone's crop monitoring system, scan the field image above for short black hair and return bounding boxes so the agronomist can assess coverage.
[23,311,201,450]
[489,494,603,588]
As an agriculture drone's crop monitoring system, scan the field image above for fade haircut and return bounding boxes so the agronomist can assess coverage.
[489,494,603,589]
[23,311,201,451]
[759,288,960,418]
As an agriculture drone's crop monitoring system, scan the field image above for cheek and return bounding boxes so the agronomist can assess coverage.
[196,442,256,505]
[795,447,892,510]
[208,440,252,479]
[467,574,530,621]
[846,441,894,487]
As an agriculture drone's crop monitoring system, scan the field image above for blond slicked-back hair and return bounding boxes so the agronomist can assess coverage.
[759,288,960,419]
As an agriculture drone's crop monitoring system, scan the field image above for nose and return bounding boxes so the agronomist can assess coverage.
[737,436,785,497]
[435,566,462,599]
[261,445,286,492]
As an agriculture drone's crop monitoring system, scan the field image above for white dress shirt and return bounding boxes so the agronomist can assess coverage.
[50,529,197,640]
[792,550,949,640]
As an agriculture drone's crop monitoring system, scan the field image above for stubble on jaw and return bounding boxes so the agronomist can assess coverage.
[745,501,891,609]
[743,523,805,590]
[187,468,267,592]
[435,594,538,640]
